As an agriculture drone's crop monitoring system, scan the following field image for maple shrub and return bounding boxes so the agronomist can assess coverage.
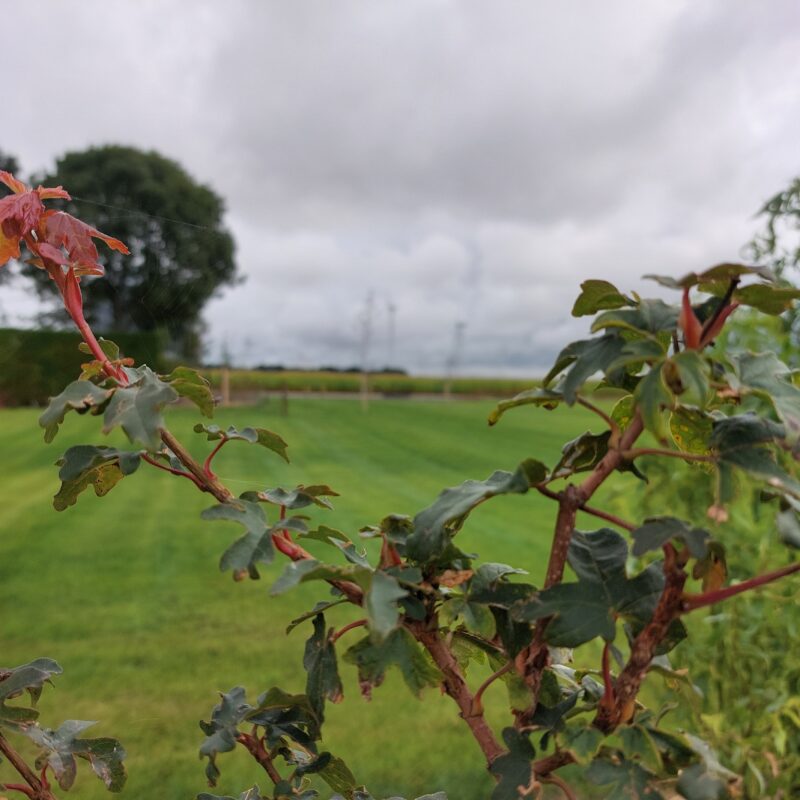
[3,169,800,800]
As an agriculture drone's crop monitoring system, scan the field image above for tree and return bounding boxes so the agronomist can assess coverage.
[29,145,237,360]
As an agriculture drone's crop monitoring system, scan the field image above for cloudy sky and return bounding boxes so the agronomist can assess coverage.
[3,1,799,374]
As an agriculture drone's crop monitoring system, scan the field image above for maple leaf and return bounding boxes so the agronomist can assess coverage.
[0,170,27,194]
[43,211,129,276]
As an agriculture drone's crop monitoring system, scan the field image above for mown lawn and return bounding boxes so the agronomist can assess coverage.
[0,397,618,799]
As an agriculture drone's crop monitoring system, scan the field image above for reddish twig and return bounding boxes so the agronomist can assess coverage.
[236,732,282,785]
[622,447,715,464]
[0,733,56,800]
[682,561,800,612]
[576,396,619,437]
[330,618,368,644]
[203,436,228,479]
[141,453,204,489]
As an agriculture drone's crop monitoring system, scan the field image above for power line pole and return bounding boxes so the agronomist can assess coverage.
[386,300,396,369]
[444,320,466,400]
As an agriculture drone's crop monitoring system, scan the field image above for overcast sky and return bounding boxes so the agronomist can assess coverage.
[3,1,799,374]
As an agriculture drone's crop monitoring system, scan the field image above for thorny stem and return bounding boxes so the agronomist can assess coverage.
[141,452,204,489]
[471,662,513,715]
[203,436,228,479]
[330,618,368,644]
[682,561,800,611]
[236,732,282,786]
[0,733,56,800]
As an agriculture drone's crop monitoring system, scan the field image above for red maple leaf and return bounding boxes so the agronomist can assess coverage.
[0,170,27,195]
[43,211,129,276]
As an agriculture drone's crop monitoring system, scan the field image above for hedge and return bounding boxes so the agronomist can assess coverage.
[0,328,166,406]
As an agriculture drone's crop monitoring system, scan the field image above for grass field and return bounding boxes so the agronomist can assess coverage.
[0,397,621,799]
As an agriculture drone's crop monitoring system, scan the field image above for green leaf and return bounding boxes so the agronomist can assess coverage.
[303,614,343,726]
[317,755,359,797]
[644,263,774,290]
[611,394,636,432]
[343,629,442,698]
[489,728,534,800]
[592,299,678,336]
[250,484,339,510]
[572,279,632,317]
[79,337,120,361]
[201,499,277,580]
[670,351,710,405]
[0,659,63,727]
[102,366,178,450]
[270,560,372,595]
[199,686,253,786]
[163,366,215,418]
[194,423,289,463]
[631,517,711,559]
[25,720,126,792]
[440,596,496,639]
[553,430,610,478]
[561,723,604,763]
[729,351,800,443]
[733,283,800,315]
[39,381,113,443]
[586,756,664,799]
[635,363,673,443]
[53,445,141,511]
[676,763,729,800]
[488,388,562,425]
[407,465,532,562]
[670,407,714,471]
[365,571,407,640]
[544,333,627,404]
[711,415,800,496]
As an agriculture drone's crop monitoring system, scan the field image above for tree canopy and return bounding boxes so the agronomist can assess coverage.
[29,145,237,360]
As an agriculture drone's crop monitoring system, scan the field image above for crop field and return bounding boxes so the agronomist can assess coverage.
[203,368,538,397]
[0,397,626,799]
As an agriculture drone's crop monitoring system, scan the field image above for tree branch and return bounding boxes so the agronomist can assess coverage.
[593,547,686,733]
[682,560,800,611]
[622,447,715,464]
[159,429,233,503]
[576,396,619,437]
[141,453,204,489]
[236,732,282,785]
[411,621,504,767]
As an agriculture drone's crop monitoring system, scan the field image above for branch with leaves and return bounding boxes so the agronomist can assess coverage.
[7,170,800,799]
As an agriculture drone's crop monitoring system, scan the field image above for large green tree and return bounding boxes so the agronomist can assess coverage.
[30,145,237,360]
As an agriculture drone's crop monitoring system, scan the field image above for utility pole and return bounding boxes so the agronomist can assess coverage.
[386,300,397,370]
[359,291,374,411]
[443,321,466,400]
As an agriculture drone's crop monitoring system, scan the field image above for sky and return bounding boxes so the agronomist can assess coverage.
[2,1,799,375]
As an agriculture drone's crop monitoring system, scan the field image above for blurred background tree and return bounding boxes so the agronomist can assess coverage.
[28,145,238,361]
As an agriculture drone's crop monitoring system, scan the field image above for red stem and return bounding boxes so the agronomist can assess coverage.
[203,437,228,479]
[1,785,35,798]
[682,561,800,611]
[330,618,368,643]
[142,453,204,489]
[600,641,614,705]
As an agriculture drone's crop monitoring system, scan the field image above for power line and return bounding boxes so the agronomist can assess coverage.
[67,195,221,233]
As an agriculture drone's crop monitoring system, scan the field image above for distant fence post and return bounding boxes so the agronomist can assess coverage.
[280,380,289,416]
[360,371,369,411]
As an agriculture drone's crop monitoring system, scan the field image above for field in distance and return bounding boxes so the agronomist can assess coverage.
[0,397,614,799]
